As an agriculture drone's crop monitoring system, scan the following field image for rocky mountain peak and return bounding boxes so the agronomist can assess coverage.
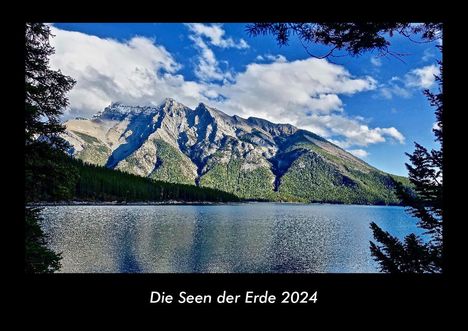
[247,116,298,137]
[61,97,404,204]
[159,98,192,116]
[161,97,181,108]
[99,102,145,120]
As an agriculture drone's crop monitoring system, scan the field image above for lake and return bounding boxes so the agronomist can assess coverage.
[39,203,422,273]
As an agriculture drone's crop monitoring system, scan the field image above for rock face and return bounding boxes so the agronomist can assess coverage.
[63,98,407,204]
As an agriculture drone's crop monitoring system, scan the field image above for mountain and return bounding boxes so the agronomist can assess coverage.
[62,98,409,204]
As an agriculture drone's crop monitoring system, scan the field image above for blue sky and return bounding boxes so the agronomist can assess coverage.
[49,23,442,176]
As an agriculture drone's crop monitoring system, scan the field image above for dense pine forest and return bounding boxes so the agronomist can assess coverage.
[28,154,241,203]
[74,157,240,202]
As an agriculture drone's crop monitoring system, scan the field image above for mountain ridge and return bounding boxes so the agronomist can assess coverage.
[62,98,408,204]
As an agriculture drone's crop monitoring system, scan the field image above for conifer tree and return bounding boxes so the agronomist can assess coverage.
[370,52,443,273]
[25,23,76,273]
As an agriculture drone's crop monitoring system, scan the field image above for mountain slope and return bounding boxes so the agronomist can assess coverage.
[63,98,408,204]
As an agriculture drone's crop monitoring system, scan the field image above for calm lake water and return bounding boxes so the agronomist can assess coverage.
[39,203,422,273]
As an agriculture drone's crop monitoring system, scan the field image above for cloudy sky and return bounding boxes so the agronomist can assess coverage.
[49,23,441,176]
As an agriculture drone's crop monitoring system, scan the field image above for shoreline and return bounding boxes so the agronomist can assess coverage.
[28,200,231,206]
[27,200,404,207]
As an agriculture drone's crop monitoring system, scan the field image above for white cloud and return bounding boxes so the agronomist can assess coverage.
[379,82,412,99]
[422,48,436,62]
[377,64,440,99]
[255,55,264,61]
[370,57,382,67]
[308,115,405,148]
[347,149,369,158]
[255,54,287,63]
[50,26,403,150]
[378,127,405,143]
[185,23,249,49]
[265,54,287,63]
[186,24,243,82]
[189,34,232,82]
[214,58,376,118]
[404,64,440,89]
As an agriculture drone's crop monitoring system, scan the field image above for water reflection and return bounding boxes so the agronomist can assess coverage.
[39,203,421,273]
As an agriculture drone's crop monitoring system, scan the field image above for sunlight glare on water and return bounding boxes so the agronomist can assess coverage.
[39,203,422,273]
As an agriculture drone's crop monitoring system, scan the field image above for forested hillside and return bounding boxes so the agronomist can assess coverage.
[74,158,240,202]
[28,154,240,203]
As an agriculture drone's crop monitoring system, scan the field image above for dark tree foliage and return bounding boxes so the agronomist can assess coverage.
[246,23,442,59]
[369,224,439,273]
[25,22,77,202]
[29,154,240,203]
[25,23,76,273]
[69,157,241,203]
[25,23,75,147]
[25,142,79,202]
[25,208,61,273]
[370,56,443,273]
